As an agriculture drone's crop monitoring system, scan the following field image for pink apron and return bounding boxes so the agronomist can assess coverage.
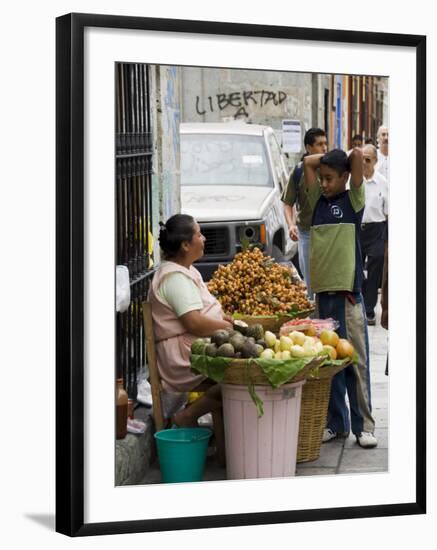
[148,262,224,392]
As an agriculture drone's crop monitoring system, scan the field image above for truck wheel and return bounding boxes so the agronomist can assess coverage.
[272,245,284,262]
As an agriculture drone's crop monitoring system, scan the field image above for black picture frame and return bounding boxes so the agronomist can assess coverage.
[56,12,426,537]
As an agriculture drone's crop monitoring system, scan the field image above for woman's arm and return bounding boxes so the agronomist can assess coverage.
[179,310,233,337]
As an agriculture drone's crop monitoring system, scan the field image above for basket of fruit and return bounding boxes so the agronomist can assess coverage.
[191,321,355,458]
[207,247,314,332]
[294,328,354,463]
[190,321,352,417]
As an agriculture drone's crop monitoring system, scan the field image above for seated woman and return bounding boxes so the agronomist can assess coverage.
[148,213,232,427]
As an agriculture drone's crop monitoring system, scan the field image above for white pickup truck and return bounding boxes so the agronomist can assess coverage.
[180,122,297,280]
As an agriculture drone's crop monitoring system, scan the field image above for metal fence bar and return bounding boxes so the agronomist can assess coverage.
[115,63,154,399]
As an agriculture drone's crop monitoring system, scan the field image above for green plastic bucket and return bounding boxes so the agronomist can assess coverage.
[154,427,212,483]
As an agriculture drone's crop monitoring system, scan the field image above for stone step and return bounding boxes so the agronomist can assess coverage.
[115,405,156,486]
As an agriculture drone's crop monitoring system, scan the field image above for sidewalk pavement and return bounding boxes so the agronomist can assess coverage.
[140,301,388,484]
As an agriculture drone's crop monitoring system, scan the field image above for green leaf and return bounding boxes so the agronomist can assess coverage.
[281,307,315,319]
[241,237,250,252]
[263,259,275,269]
[245,360,264,417]
[254,356,314,388]
[190,354,232,382]
[326,358,351,367]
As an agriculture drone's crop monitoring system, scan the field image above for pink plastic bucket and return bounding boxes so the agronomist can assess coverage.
[222,380,305,480]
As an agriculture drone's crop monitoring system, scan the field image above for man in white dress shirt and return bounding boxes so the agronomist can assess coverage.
[360,144,388,325]
[376,125,389,181]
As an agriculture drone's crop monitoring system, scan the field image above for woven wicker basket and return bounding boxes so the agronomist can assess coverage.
[296,362,349,463]
[221,356,325,385]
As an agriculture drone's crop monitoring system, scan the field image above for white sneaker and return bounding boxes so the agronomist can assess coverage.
[322,428,349,443]
[356,432,378,448]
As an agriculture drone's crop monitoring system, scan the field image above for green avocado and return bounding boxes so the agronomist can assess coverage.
[241,341,259,358]
[229,333,246,352]
[211,329,230,347]
[217,343,235,358]
[252,324,265,341]
[191,338,206,355]
[205,343,218,357]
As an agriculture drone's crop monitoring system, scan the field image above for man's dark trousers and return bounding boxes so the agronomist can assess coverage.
[360,221,386,318]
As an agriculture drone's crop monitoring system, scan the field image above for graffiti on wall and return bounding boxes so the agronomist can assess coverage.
[195,90,287,119]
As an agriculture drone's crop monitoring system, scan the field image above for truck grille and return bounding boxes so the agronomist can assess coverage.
[201,226,230,256]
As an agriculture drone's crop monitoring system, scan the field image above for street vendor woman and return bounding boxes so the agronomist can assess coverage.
[303,148,377,448]
[148,213,233,427]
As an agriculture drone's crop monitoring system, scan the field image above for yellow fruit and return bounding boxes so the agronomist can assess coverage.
[322,344,337,360]
[314,341,324,354]
[260,348,275,359]
[336,339,354,359]
[279,336,293,351]
[290,330,305,346]
[305,325,317,337]
[290,345,304,357]
[320,330,340,347]
[264,331,277,348]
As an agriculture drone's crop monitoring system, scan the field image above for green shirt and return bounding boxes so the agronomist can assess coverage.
[281,165,322,231]
[308,183,366,294]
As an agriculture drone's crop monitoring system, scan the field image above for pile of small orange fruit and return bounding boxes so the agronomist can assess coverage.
[207,247,311,315]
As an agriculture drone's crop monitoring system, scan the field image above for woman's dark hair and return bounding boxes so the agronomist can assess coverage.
[158,214,196,258]
[320,149,350,176]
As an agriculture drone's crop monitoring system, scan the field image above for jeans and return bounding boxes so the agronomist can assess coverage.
[317,292,375,435]
[297,227,313,300]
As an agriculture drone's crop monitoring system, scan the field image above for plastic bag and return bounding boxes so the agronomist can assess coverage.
[127,418,147,434]
[116,265,131,313]
[279,317,340,337]
[136,367,153,407]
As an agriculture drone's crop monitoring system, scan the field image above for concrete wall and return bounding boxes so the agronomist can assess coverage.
[180,67,314,166]
[149,65,182,262]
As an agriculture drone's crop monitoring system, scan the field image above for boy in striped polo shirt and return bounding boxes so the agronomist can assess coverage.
[303,148,377,448]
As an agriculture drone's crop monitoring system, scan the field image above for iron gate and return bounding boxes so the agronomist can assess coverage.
[115,62,154,398]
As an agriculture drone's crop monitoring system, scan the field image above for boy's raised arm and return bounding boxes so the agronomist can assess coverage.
[349,147,364,188]
[303,153,324,190]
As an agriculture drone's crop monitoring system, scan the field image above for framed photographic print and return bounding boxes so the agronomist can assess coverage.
[56,12,426,536]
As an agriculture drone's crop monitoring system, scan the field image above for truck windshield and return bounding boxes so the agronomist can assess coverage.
[181,133,273,187]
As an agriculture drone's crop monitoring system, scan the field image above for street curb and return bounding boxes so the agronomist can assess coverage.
[115,406,156,485]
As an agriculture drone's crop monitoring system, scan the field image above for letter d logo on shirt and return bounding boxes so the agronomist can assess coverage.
[330,205,343,219]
